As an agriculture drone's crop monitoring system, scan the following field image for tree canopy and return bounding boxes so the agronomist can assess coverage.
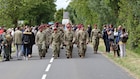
[66,0,140,51]
[0,0,56,27]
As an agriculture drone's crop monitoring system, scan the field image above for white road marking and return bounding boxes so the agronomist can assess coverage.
[42,74,47,79]
[45,64,51,72]
[50,57,54,63]
[41,57,54,79]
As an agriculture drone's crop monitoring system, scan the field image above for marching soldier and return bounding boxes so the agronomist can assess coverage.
[50,27,61,59]
[35,25,46,59]
[53,22,65,56]
[43,24,52,53]
[91,24,101,54]
[77,24,89,58]
[57,23,65,49]
[64,23,75,59]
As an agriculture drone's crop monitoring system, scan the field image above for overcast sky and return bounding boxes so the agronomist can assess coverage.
[55,0,71,10]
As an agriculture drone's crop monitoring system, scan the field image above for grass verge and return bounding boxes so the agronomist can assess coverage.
[98,39,140,79]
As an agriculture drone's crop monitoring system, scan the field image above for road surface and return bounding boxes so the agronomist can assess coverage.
[0,45,135,79]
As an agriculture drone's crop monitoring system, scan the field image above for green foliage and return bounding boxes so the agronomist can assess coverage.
[0,0,56,27]
[0,0,24,27]
[66,0,140,53]
[22,0,56,25]
[118,0,140,50]
[54,8,63,23]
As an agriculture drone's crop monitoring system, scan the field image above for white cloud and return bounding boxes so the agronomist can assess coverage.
[55,0,71,10]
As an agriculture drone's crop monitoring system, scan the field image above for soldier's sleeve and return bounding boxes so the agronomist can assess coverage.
[50,34,53,44]
[77,32,80,43]
[64,32,66,41]
[72,31,75,43]
[98,29,102,38]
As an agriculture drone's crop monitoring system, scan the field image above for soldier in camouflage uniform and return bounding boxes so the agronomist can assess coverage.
[57,23,65,49]
[91,24,101,54]
[50,27,61,59]
[1,29,12,61]
[75,24,82,53]
[53,22,65,57]
[35,25,46,59]
[64,23,75,59]
[77,24,89,58]
[43,24,52,53]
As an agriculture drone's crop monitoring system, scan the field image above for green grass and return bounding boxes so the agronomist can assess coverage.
[98,39,140,79]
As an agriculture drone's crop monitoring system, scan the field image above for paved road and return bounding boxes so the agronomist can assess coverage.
[0,45,135,79]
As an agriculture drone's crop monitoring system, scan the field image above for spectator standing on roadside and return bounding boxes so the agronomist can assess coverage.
[13,27,23,60]
[102,25,110,53]
[119,28,128,58]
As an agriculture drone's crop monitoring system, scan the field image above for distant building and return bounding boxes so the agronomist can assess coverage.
[62,12,72,25]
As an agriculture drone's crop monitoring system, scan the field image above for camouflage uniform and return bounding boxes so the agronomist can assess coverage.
[77,30,89,58]
[91,28,101,54]
[57,26,65,49]
[50,29,61,59]
[43,27,52,53]
[35,31,46,59]
[1,33,12,61]
[64,30,75,58]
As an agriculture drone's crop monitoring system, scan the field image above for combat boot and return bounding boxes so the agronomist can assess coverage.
[67,56,69,59]
[58,53,60,57]
[70,53,72,58]
[81,55,84,58]
[66,53,71,59]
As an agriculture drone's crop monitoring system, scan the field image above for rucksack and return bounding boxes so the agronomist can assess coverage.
[121,36,128,43]
[23,34,30,44]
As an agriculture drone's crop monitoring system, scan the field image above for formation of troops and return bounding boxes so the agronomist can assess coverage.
[0,22,128,62]
[0,22,102,61]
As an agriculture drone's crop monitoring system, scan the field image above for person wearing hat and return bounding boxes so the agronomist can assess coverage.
[91,24,101,54]
[76,24,89,58]
[64,23,75,58]
[43,24,52,53]
[35,25,46,59]
[55,22,65,49]
[50,27,61,59]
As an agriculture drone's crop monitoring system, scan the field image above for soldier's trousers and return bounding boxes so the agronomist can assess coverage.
[65,43,73,57]
[79,43,87,56]
[52,43,60,58]
[93,38,99,53]
[3,45,10,60]
[37,44,46,57]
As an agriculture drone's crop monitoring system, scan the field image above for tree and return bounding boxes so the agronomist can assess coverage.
[54,8,63,23]
[118,0,140,49]
[21,0,56,25]
[0,0,56,27]
[0,0,24,27]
